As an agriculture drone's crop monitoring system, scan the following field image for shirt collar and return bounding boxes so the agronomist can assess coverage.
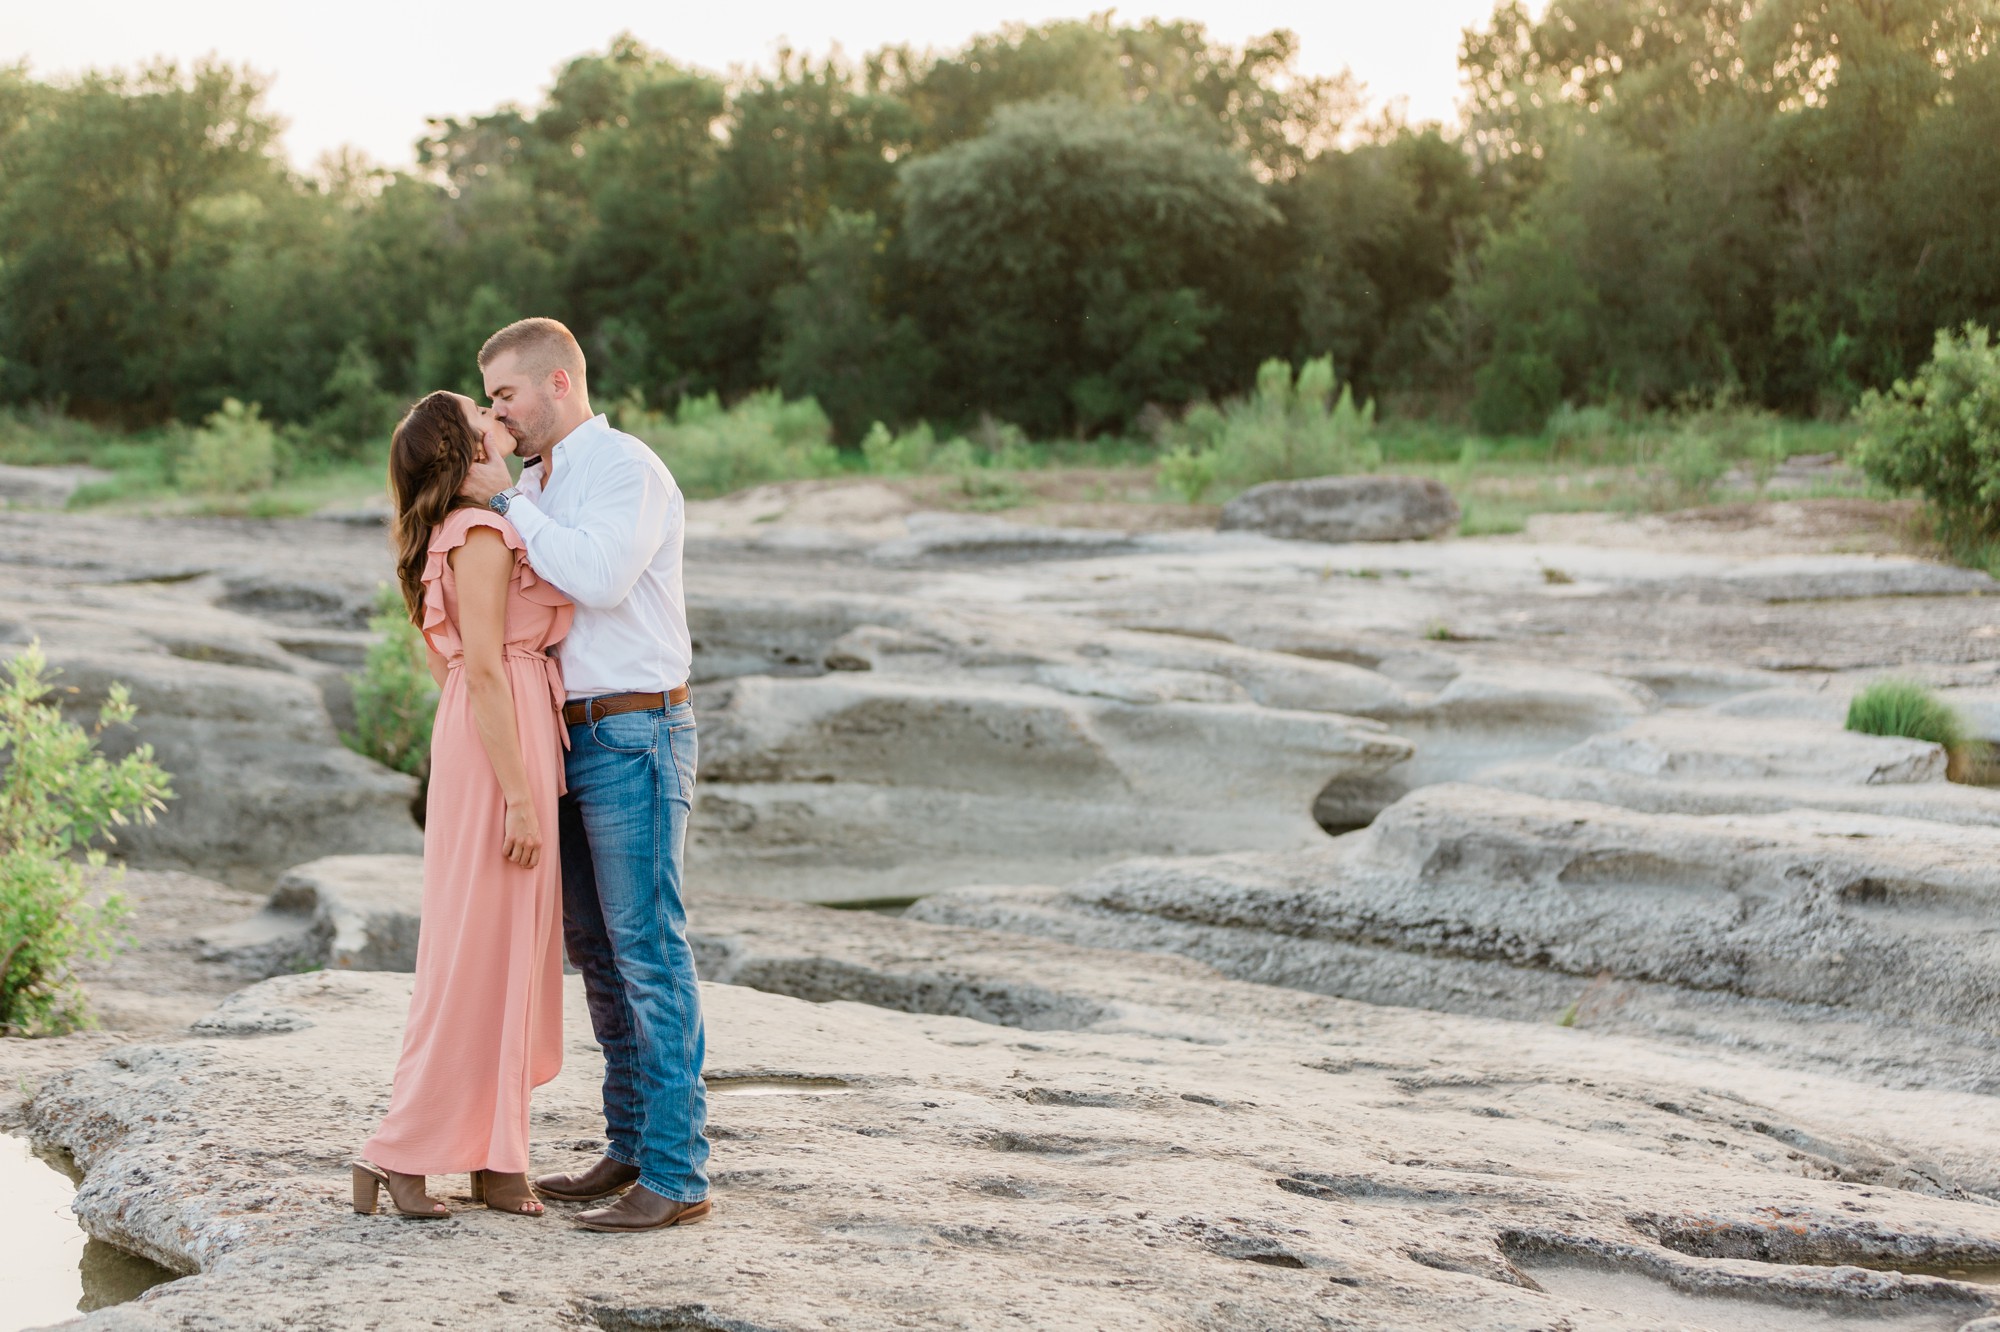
[549,413,610,457]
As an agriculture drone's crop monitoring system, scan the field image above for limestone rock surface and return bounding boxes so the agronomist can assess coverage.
[1219,475,1461,543]
[914,782,2000,1088]
[195,855,427,977]
[24,903,2000,1331]
[0,462,111,509]
[692,666,1413,900]
[0,588,418,876]
[1477,710,2000,827]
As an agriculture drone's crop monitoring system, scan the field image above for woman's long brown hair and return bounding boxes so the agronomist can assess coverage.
[388,392,482,627]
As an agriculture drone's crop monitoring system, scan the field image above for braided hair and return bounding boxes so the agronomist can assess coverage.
[388,391,483,628]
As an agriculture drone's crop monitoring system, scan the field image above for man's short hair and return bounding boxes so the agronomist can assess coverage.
[478,317,587,386]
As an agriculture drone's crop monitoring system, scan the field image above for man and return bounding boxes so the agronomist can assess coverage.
[459,317,709,1233]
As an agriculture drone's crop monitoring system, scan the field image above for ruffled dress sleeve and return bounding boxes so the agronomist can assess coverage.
[420,508,572,658]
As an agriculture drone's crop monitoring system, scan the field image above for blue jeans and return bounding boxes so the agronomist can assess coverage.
[559,701,709,1202]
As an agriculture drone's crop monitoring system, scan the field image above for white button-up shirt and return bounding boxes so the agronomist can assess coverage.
[505,414,692,701]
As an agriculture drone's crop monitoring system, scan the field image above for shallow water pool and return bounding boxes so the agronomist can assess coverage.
[0,1134,177,1331]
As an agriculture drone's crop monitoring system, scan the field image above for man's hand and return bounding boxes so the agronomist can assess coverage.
[461,447,514,504]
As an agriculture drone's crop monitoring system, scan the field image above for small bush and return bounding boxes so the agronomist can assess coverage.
[1845,679,1968,752]
[1853,324,2000,552]
[1162,355,1381,499]
[1543,402,1622,458]
[1661,432,1726,502]
[345,584,439,777]
[860,420,945,474]
[0,641,172,1035]
[615,389,840,498]
[176,398,280,495]
[1158,445,1218,503]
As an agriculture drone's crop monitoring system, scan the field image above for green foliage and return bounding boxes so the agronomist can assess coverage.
[899,96,1279,434]
[1660,434,1726,503]
[1163,355,1381,498]
[860,421,946,474]
[615,390,841,498]
[0,9,1996,444]
[413,286,524,402]
[175,398,280,495]
[303,342,401,462]
[1158,446,1219,504]
[345,584,439,778]
[0,641,171,1035]
[1853,324,2000,550]
[1543,402,1623,457]
[765,209,937,443]
[0,407,127,467]
[1845,679,1969,752]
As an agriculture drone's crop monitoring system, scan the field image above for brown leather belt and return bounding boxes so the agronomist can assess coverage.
[564,685,690,727]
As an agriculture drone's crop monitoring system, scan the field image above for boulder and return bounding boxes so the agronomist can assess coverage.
[1219,475,1460,543]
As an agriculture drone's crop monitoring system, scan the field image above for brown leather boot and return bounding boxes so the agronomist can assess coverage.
[532,1155,640,1202]
[574,1184,711,1233]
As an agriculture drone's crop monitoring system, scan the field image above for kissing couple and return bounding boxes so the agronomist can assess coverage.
[349,317,709,1233]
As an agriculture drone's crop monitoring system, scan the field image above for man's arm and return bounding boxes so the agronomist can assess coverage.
[501,454,675,609]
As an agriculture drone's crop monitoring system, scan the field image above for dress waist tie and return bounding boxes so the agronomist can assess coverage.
[443,648,570,752]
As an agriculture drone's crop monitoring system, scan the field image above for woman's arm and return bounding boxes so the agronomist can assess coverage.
[451,526,542,869]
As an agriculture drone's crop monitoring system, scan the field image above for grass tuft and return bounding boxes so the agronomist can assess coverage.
[1845,679,1968,751]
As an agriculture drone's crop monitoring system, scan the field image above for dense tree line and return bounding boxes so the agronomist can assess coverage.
[2,2,1996,445]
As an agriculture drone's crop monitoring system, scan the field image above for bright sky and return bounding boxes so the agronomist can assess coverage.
[4,2,1513,170]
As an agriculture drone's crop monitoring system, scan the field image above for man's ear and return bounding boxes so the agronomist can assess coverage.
[549,368,572,400]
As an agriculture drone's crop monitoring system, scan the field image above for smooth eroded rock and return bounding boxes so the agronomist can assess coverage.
[22,908,2000,1330]
[913,782,2000,1079]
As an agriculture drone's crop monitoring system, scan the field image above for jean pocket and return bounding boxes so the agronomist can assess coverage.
[588,712,658,754]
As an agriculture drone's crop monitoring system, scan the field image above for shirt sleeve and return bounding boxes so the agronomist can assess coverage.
[505,451,675,610]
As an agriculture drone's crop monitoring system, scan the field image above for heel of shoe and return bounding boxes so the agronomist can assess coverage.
[351,1164,381,1215]
[469,1170,487,1204]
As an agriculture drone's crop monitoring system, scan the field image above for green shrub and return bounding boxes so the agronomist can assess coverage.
[614,389,840,498]
[1158,445,1218,503]
[345,584,438,777]
[0,406,125,467]
[1661,432,1726,502]
[176,398,280,495]
[1845,678,1968,751]
[1162,356,1381,498]
[1543,402,1622,458]
[0,641,171,1035]
[859,420,942,474]
[1853,324,2000,551]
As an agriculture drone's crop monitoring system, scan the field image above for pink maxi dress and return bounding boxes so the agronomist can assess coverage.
[363,507,573,1177]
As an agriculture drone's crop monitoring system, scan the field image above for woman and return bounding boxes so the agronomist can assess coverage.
[353,391,572,1218]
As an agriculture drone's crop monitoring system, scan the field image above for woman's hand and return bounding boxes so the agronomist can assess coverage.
[503,799,542,869]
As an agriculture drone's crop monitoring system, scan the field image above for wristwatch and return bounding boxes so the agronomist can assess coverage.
[487,487,520,516]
